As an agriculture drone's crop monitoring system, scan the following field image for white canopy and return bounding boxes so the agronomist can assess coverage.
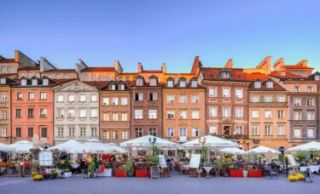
[288,141,320,152]
[182,135,238,149]
[120,135,178,148]
[246,146,280,154]
[83,139,127,154]
[219,147,245,155]
[0,142,15,152]
[9,140,34,153]
[49,140,86,154]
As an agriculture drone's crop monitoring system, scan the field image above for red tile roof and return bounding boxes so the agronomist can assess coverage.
[201,67,249,81]
[18,65,40,71]
[269,71,304,79]
[44,69,76,73]
[81,67,115,72]
[83,81,109,90]
[244,73,268,81]
[283,64,314,69]
[0,58,16,63]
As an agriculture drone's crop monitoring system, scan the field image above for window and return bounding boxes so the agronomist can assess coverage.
[191,111,199,119]
[307,128,314,138]
[235,88,243,98]
[307,86,313,92]
[293,129,301,138]
[32,79,38,86]
[58,127,64,137]
[121,97,128,105]
[222,106,230,117]
[1,94,8,102]
[80,109,86,117]
[68,127,75,137]
[41,127,47,138]
[167,128,174,137]
[294,86,300,92]
[121,131,128,139]
[68,95,75,102]
[91,95,97,102]
[42,79,49,86]
[264,125,271,136]
[112,97,118,105]
[28,92,35,100]
[0,78,6,84]
[40,92,47,100]
[136,78,144,86]
[235,107,244,118]
[209,126,217,135]
[121,113,128,121]
[222,88,230,98]
[110,84,116,90]
[191,95,199,103]
[149,128,157,136]
[264,110,272,118]
[278,110,284,119]
[307,98,314,107]
[57,95,63,102]
[209,106,217,117]
[167,79,174,87]
[28,127,33,138]
[277,125,285,136]
[80,127,86,137]
[307,111,315,120]
[112,113,118,121]
[28,108,34,118]
[167,111,175,119]
[103,113,109,121]
[40,108,47,118]
[293,98,301,106]
[254,81,261,88]
[190,80,198,87]
[149,92,157,101]
[251,126,258,136]
[293,111,302,120]
[234,126,243,135]
[16,127,22,137]
[80,95,86,102]
[251,95,259,102]
[315,75,320,81]
[251,110,259,118]
[119,84,125,90]
[264,95,272,102]
[17,92,23,100]
[266,81,273,88]
[192,128,199,137]
[148,109,157,119]
[209,87,217,97]
[21,79,27,86]
[15,109,22,118]
[179,79,186,87]
[166,95,174,103]
[103,131,109,140]
[134,109,143,119]
[220,71,231,78]
[103,97,109,105]
[135,128,143,137]
[0,110,7,120]
[149,78,157,86]
[91,109,98,117]
[68,109,75,118]
[57,109,64,118]
[112,131,119,140]
[135,92,143,101]
[179,128,186,137]
[179,95,187,103]
[277,95,285,102]
[180,111,187,119]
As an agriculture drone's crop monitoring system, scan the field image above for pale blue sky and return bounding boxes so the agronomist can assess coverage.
[1,0,319,72]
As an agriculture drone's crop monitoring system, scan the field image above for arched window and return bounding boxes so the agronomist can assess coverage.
[167,78,174,87]
[179,78,186,87]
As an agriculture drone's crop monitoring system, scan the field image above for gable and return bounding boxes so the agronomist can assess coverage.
[55,80,98,92]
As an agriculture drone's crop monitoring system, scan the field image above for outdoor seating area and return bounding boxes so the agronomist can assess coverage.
[1,136,320,183]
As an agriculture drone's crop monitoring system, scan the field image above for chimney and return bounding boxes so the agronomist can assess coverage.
[137,62,143,73]
[114,60,123,73]
[296,59,308,67]
[273,58,285,71]
[256,56,271,74]
[14,50,20,63]
[161,63,167,73]
[224,58,233,68]
[191,56,200,75]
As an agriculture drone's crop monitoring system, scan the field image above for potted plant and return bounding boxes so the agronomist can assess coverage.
[126,160,134,177]
[114,165,128,177]
[228,163,243,177]
[248,165,263,178]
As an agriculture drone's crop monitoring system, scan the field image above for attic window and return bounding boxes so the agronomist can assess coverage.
[167,79,174,87]
[21,79,27,86]
[179,79,186,87]
[254,81,261,88]
[136,78,143,86]
[149,77,157,86]
[0,78,6,84]
[32,79,38,86]
[119,84,125,90]
[110,84,116,90]
[43,79,49,86]
[315,75,320,81]
[220,71,231,79]
[266,81,273,88]
[190,80,198,88]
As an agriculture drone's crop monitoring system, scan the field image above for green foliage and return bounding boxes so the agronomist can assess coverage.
[200,146,208,162]
[146,155,159,166]
[87,161,96,174]
[151,146,159,156]
[56,160,71,171]
[214,158,224,172]
[295,151,307,163]
[105,160,112,169]
[51,169,58,178]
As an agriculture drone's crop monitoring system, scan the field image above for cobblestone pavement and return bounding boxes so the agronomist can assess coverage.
[0,174,319,194]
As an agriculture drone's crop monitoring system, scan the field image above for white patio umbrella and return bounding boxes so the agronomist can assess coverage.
[9,140,34,153]
[49,140,86,154]
[288,141,320,152]
[246,146,280,154]
[0,142,15,152]
[219,147,245,155]
[83,139,127,154]
[182,135,238,149]
[120,135,178,149]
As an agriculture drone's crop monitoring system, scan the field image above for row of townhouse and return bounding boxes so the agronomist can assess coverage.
[0,50,319,149]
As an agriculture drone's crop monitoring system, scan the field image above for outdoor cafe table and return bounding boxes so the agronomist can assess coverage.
[300,165,320,173]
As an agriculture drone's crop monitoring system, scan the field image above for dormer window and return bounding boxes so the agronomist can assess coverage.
[110,84,116,91]
[266,81,273,88]
[254,81,261,88]
[167,79,174,88]
[179,79,186,87]
[220,71,231,79]
[32,79,38,86]
[0,78,6,84]
[119,84,125,91]
[42,79,49,86]
[21,79,27,86]
[149,77,157,86]
[190,80,198,88]
[315,75,320,81]
[136,78,143,86]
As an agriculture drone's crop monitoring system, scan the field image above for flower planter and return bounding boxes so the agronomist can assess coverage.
[248,169,263,177]
[229,169,243,177]
[114,169,127,177]
[63,172,72,178]
[135,169,148,177]
[98,168,112,177]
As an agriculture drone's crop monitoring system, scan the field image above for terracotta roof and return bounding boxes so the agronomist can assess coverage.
[81,67,115,72]
[249,79,286,91]
[283,64,314,69]
[269,71,304,80]
[141,70,163,73]
[244,73,268,81]
[83,81,109,90]
[0,58,16,63]
[200,67,249,81]
[44,69,76,73]
[18,65,40,71]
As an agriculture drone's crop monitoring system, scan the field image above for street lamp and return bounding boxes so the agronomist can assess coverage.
[149,137,157,156]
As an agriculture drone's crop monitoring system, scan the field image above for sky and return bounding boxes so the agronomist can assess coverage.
[0,0,320,72]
